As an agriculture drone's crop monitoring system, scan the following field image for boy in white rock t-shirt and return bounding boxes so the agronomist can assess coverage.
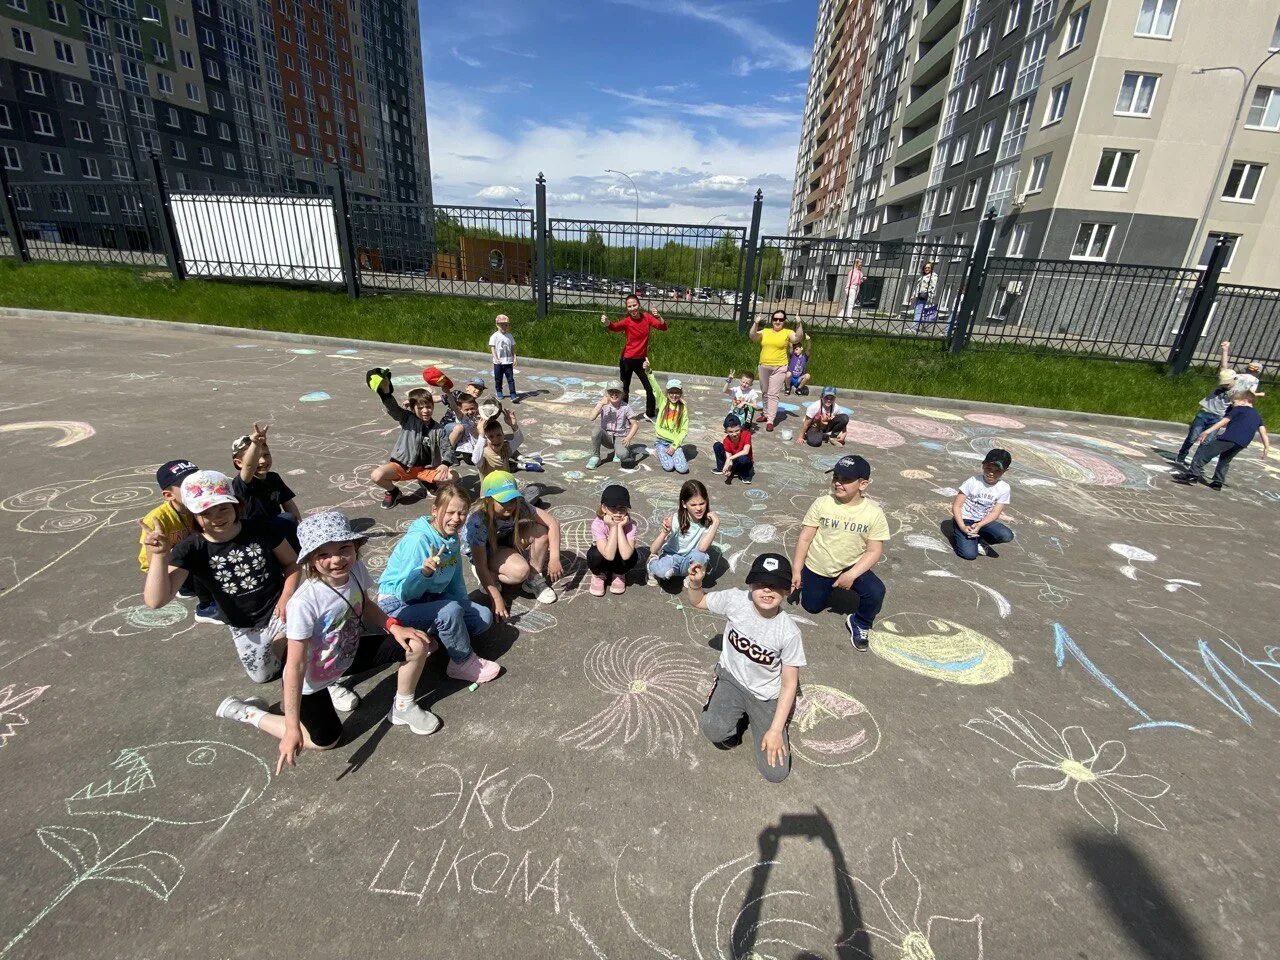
[950,448,1014,560]
[686,553,806,784]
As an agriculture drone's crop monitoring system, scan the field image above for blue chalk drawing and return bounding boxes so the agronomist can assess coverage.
[334,348,359,355]
[299,391,331,402]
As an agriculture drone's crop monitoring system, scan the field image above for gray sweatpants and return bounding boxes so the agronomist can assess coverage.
[699,668,791,784]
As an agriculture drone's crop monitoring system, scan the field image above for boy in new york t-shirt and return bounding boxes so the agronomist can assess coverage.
[687,553,805,784]
[951,447,1015,560]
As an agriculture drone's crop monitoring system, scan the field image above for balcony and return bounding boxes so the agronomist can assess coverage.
[920,0,962,43]
[912,24,958,88]
[896,124,939,166]
[902,80,945,129]
[880,169,930,207]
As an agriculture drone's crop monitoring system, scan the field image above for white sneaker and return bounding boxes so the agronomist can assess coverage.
[535,585,557,604]
[215,696,268,722]
[389,701,441,735]
[976,542,990,557]
[328,683,360,712]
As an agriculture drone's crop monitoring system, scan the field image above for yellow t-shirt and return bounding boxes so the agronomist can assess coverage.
[137,501,192,571]
[758,327,792,367]
[801,494,890,577]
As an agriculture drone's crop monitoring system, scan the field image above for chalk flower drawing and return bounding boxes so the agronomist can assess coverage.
[558,636,705,758]
[964,708,1171,834]
[0,683,50,747]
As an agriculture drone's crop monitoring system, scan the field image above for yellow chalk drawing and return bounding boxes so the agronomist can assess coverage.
[870,614,1013,684]
[792,684,881,767]
[0,421,95,448]
[911,407,966,422]
[900,469,934,480]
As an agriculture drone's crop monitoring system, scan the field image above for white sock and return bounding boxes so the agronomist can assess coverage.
[394,694,415,712]
[244,706,266,728]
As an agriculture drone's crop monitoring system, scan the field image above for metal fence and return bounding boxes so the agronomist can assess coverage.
[1204,284,1280,370]
[5,178,163,267]
[546,217,748,321]
[752,235,974,341]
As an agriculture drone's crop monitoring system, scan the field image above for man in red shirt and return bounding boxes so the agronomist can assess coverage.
[600,294,668,419]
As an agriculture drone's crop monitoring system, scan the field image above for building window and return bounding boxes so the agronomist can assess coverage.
[11,27,36,53]
[218,121,231,140]
[1004,0,1023,34]
[1043,80,1071,125]
[73,118,93,141]
[940,185,956,215]
[80,156,100,178]
[40,151,63,175]
[157,74,173,94]
[1198,232,1240,270]
[0,104,9,129]
[1027,153,1051,193]
[88,194,109,215]
[1135,0,1177,38]
[54,39,75,63]
[1063,5,1089,52]
[962,177,983,210]
[211,91,224,109]
[1,146,19,171]
[951,133,969,164]
[1222,161,1265,202]
[200,26,216,47]
[175,15,189,35]
[964,82,979,111]
[66,80,84,104]
[976,120,997,154]
[167,106,180,128]
[295,132,305,148]
[111,159,131,178]
[50,189,71,212]
[1071,222,1114,260]
[171,140,187,160]
[47,0,67,22]
[22,69,44,94]
[152,38,168,61]
[990,59,1010,95]
[186,82,201,102]
[1246,86,1280,130]
[1007,223,1029,257]
[193,115,206,134]
[976,21,993,54]
[145,2,161,21]
[200,146,212,164]
[224,151,237,170]
[1093,149,1136,190]
[207,60,220,79]
[1115,72,1158,116]
[30,110,54,136]
[180,49,194,68]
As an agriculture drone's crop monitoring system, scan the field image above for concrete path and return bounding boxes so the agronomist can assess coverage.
[1,315,1278,960]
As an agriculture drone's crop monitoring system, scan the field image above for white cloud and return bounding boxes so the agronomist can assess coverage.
[476,184,523,200]
[597,86,799,129]
[451,46,483,68]
[609,0,811,74]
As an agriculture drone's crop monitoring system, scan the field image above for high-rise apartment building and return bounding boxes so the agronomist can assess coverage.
[790,0,1280,286]
[1,0,430,200]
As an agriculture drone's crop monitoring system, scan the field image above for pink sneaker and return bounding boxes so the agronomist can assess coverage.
[609,574,626,595]
[589,574,607,596]
[446,653,501,683]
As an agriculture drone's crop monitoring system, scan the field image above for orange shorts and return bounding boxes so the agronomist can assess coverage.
[386,462,456,484]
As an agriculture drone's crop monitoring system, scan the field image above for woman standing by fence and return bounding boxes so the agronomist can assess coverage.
[912,261,938,330]
[749,310,804,432]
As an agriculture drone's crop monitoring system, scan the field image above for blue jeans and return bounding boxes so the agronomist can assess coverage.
[799,565,885,631]
[656,441,689,473]
[713,442,754,480]
[1177,410,1218,463]
[493,363,516,400]
[649,548,709,581]
[1188,438,1244,485]
[378,594,492,664]
[951,519,1015,560]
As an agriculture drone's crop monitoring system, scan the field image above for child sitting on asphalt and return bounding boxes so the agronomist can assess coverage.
[587,484,638,596]
[687,553,805,785]
[465,471,563,619]
[138,458,219,623]
[795,387,851,447]
[215,511,440,774]
[648,478,719,583]
[785,343,811,395]
[232,423,301,548]
[643,358,690,474]
[1175,389,1270,489]
[368,371,457,509]
[587,387,639,469]
[447,394,483,467]
[791,454,889,651]
[714,413,755,484]
[1176,369,1238,467]
[472,409,543,478]
[723,370,761,429]
[141,469,306,688]
[951,448,1015,560]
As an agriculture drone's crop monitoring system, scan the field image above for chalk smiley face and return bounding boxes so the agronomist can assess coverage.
[869,614,1013,685]
[792,685,881,767]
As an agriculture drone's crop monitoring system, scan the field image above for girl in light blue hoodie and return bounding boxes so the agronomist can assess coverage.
[377,484,502,684]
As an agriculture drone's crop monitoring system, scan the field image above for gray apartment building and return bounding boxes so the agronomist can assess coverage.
[1,0,430,201]
[790,0,1280,287]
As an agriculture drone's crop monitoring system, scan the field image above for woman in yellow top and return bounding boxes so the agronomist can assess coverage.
[749,309,805,431]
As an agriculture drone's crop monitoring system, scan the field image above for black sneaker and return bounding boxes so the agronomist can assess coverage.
[381,487,402,509]
[846,616,869,652]
[194,601,222,624]
[417,480,436,496]
[1208,480,1223,490]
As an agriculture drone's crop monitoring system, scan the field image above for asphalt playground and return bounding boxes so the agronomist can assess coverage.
[1,311,1278,960]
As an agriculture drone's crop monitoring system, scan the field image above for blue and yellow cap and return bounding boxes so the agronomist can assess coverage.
[480,470,522,503]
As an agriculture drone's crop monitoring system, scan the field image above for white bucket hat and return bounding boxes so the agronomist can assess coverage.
[180,470,239,514]
[296,512,368,564]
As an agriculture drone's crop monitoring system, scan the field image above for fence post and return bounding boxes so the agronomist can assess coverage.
[948,208,996,355]
[737,189,764,334]
[0,163,29,263]
[145,153,185,280]
[327,164,359,298]
[534,172,548,320]
[1167,235,1233,376]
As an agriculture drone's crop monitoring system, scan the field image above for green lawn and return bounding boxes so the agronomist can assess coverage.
[1,261,1264,427]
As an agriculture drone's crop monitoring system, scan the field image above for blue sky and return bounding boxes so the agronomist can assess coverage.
[419,0,818,233]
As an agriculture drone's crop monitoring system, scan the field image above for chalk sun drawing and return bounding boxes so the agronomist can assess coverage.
[965,708,1172,834]
[792,685,881,767]
[0,421,96,448]
[0,683,50,748]
[558,636,705,758]
[2,740,270,957]
[869,614,1013,684]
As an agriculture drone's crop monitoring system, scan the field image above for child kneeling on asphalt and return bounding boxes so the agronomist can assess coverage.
[686,553,805,784]
[951,448,1015,559]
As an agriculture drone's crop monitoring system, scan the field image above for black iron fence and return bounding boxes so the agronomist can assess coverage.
[1,160,1277,377]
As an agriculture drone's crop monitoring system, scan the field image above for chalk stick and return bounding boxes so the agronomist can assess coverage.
[468,682,478,692]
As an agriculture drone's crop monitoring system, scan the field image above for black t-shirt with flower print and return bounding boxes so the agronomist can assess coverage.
[171,520,286,627]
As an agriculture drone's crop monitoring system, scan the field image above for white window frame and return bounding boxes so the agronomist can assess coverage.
[199,146,212,165]
[1093,148,1136,191]
[54,39,75,63]
[962,177,983,210]
[977,22,993,55]
[1,146,20,171]
[1005,0,1023,35]
[990,59,1010,96]
[47,0,68,22]
[976,120,996,154]
[1071,222,1114,261]
[1246,86,1280,131]
[73,118,93,142]
[22,69,44,94]
[157,73,173,94]
[1043,80,1071,126]
[964,82,979,111]
[1008,223,1030,257]
[1027,153,1051,193]
[80,156,100,179]
[40,151,64,175]
[1199,232,1239,271]
[186,81,201,102]
[0,104,9,129]
[1115,72,1159,116]
[1135,0,1177,38]
[940,185,956,215]
[11,27,36,53]
[88,193,109,216]
[175,15,189,35]
[66,80,84,104]
[951,133,969,164]
[30,110,54,136]
[1222,161,1265,203]
[1063,5,1089,53]
[180,49,194,68]
[171,139,187,160]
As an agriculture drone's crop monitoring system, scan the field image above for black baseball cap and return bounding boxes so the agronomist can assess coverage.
[601,484,631,509]
[746,553,792,591]
[983,448,1012,470]
[156,459,199,490]
[826,454,871,481]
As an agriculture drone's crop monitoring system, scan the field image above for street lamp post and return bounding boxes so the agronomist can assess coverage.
[1186,44,1280,269]
[695,213,728,294]
[605,168,639,288]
